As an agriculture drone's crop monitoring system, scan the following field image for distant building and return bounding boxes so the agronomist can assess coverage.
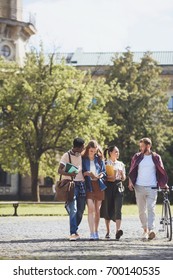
[0,0,36,198]
[0,0,36,65]
[56,48,173,111]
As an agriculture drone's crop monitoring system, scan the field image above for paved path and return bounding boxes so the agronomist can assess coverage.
[0,215,173,260]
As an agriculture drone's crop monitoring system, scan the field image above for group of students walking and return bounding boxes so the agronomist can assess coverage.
[58,137,168,241]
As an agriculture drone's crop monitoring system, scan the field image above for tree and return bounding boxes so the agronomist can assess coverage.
[0,51,117,201]
[106,50,173,175]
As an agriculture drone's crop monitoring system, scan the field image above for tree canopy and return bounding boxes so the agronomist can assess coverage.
[106,50,173,178]
[0,49,173,202]
[0,51,117,200]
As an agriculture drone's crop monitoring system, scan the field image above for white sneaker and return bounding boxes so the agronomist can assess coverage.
[142,232,148,241]
[69,233,80,241]
[89,233,95,240]
[94,232,99,240]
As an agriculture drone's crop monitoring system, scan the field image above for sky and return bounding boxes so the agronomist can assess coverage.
[23,0,173,53]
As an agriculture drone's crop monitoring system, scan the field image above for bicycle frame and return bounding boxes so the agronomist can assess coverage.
[160,190,172,241]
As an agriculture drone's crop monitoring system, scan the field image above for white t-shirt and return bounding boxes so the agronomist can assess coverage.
[136,155,157,187]
[90,160,97,175]
[90,160,98,181]
[60,152,84,181]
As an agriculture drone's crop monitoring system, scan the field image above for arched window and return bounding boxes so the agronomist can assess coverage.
[1,45,11,57]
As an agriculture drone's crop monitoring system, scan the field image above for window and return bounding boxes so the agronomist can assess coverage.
[1,45,11,57]
[44,176,54,187]
[168,96,173,112]
[0,166,11,186]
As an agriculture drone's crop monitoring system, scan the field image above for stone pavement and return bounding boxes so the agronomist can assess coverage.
[0,215,173,260]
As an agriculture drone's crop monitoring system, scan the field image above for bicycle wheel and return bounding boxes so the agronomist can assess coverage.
[164,201,172,241]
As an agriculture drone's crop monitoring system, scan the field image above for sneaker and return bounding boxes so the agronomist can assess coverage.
[94,232,99,240]
[69,233,80,241]
[115,230,123,240]
[105,232,110,239]
[148,231,156,240]
[89,233,95,240]
[142,232,148,241]
[75,232,80,239]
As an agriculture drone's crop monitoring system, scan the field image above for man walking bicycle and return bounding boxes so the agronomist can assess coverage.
[128,137,168,240]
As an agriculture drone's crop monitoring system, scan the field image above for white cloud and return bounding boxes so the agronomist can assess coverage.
[23,0,173,52]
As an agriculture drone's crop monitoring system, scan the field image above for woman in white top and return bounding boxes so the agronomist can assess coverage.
[100,145,126,240]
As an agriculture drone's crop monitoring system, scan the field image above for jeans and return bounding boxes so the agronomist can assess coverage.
[134,185,158,231]
[65,181,86,235]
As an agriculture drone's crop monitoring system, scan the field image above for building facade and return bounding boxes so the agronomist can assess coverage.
[0,0,36,198]
[0,0,36,64]
[57,48,173,109]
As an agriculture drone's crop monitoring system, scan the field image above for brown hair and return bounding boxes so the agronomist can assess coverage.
[82,140,104,160]
[139,137,152,146]
[104,145,119,160]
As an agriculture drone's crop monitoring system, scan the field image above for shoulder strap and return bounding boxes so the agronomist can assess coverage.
[67,151,73,181]
[68,151,72,163]
[58,152,71,181]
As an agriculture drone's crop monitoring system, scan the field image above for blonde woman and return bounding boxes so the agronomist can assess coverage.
[82,140,106,240]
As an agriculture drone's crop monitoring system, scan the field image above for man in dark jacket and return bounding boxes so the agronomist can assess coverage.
[128,137,168,240]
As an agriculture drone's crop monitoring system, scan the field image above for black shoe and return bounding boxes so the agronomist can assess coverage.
[105,233,110,239]
[115,230,123,240]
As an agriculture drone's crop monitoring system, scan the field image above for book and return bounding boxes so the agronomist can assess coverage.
[65,163,79,174]
[106,165,116,182]
[106,165,115,176]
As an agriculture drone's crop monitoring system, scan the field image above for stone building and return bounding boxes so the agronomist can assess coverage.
[0,0,36,64]
[0,0,36,198]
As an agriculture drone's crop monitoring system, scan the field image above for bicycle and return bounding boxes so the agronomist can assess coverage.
[158,187,172,241]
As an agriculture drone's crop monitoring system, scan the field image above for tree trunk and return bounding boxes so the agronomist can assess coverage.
[30,161,40,201]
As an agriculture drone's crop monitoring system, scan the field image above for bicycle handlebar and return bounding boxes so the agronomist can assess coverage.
[151,186,172,191]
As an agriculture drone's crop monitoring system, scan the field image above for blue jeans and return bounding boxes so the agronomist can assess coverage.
[65,181,86,235]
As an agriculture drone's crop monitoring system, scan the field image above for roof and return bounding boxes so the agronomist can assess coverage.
[55,49,173,66]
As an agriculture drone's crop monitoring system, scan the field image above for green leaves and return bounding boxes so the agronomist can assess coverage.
[106,50,172,170]
[2,48,172,198]
[0,50,116,180]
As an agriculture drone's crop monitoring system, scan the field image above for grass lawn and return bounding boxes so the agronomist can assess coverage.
[0,203,163,217]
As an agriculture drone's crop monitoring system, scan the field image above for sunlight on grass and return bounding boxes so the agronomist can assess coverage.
[122,204,162,215]
[0,203,163,216]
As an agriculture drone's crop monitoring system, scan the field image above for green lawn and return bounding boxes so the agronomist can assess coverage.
[0,203,163,217]
[122,204,162,215]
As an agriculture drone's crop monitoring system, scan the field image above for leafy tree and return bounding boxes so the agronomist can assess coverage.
[0,51,117,201]
[106,50,173,187]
